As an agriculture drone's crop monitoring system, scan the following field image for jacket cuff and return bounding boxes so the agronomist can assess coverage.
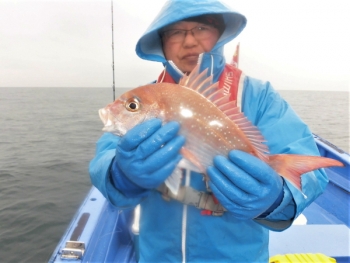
[253,183,297,231]
[110,158,150,198]
[265,182,296,221]
[89,148,143,209]
[257,180,285,219]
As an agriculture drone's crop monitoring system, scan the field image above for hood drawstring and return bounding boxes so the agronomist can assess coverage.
[158,66,167,83]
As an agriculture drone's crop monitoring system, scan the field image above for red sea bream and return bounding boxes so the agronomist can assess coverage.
[99,65,344,194]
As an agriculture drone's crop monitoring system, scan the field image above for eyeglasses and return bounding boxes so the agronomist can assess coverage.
[161,25,218,43]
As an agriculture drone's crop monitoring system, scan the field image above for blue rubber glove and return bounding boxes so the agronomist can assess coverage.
[110,119,185,198]
[207,150,284,220]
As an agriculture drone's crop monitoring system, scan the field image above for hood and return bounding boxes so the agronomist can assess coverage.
[135,0,247,63]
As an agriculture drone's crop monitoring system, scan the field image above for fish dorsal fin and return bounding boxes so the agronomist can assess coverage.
[179,64,269,161]
[179,64,223,104]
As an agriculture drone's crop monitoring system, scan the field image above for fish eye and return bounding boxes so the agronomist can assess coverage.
[125,98,140,112]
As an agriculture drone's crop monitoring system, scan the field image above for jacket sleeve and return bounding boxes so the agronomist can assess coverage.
[241,77,328,231]
[89,133,143,209]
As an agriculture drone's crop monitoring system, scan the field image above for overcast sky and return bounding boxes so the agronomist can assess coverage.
[0,0,349,91]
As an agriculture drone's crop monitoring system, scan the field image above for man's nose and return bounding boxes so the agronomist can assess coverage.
[183,30,198,45]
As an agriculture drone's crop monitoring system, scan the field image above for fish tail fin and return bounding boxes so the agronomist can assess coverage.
[268,154,344,191]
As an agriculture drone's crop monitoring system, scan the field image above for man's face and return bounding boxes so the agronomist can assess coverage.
[161,21,220,73]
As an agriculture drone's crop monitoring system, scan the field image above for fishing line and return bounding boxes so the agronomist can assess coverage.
[111,0,116,101]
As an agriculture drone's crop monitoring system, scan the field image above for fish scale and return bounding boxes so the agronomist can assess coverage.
[157,89,254,172]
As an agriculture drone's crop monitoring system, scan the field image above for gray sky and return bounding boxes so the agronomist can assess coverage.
[0,0,349,90]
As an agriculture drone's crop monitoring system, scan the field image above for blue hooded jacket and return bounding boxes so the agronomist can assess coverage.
[89,0,328,262]
[136,0,246,83]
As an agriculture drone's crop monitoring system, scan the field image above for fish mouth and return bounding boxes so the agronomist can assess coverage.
[98,108,110,126]
[98,108,123,136]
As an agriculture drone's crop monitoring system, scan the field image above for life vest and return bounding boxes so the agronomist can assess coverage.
[156,64,246,216]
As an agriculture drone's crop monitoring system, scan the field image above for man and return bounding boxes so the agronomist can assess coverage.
[90,0,328,262]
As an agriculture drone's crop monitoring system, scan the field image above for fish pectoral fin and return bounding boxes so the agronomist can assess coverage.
[180,148,205,173]
[268,154,344,191]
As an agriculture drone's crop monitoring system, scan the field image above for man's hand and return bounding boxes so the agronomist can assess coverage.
[111,119,185,197]
[207,150,284,220]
